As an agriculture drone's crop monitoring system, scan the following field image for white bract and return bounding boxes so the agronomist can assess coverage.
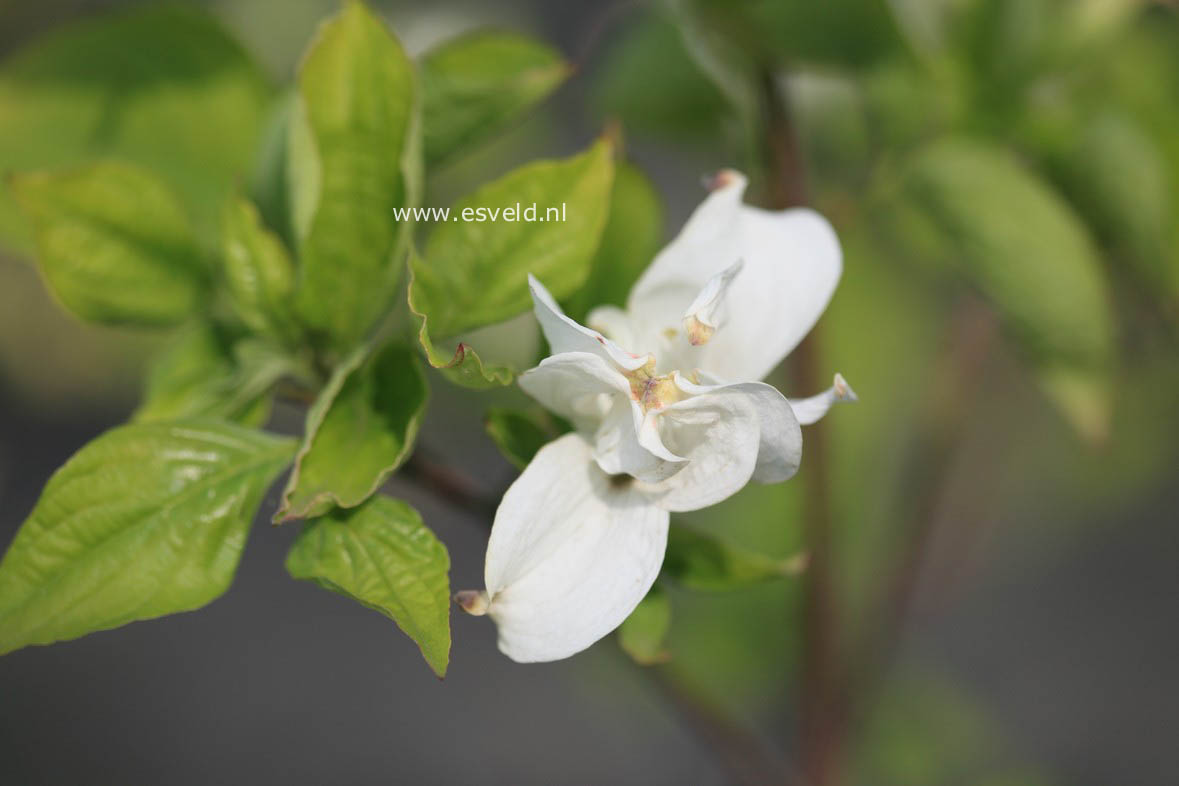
[459,170,856,663]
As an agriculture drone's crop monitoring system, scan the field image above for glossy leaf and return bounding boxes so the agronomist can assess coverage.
[0,3,271,252]
[0,421,295,654]
[421,30,570,166]
[409,138,614,340]
[618,584,672,665]
[289,0,420,350]
[286,495,451,677]
[134,326,302,427]
[484,407,570,469]
[898,138,1115,439]
[562,161,664,322]
[222,196,297,341]
[277,343,427,521]
[662,525,807,591]
[11,161,206,326]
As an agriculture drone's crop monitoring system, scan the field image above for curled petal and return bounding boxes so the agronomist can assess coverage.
[788,373,858,426]
[528,275,648,371]
[682,259,743,346]
[672,373,803,486]
[518,352,629,431]
[593,397,684,483]
[644,389,762,512]
[626,173,842,381]
[484,434,669,663]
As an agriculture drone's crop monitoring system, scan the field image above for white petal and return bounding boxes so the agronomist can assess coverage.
[681,259,744,346]
[484,433,670,663]
[626,173,842,381]
[672,373,803,485]
[585,304,637,349]
[528,275,648,371]
[643,388,762,512]
[517,352,629,431]
[788,373,858,426]
[593,396,685,483]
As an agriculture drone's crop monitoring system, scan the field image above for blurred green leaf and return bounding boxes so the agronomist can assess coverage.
[277,342,427,522]
[593,14,730,144]
[134,326,298,427]
[288,0,420,351]
[669,0,761,140]
[286,495,451,677]
[1051,111,1172,287]
[11,161,207,327]
[562,161,664,323]
[855,671,1052,786]
[421,30,570,167]
[662,524,807,591]
[0,3,271,252]
[896,138,1114,440]
[618,584,672,665]
[409,137,613,338]
[484,407,570,469]
[0,421,294,655]
[222,196,297,342]
[686,0,908,70]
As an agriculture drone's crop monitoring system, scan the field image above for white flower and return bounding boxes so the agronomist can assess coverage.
[459,171,856,663]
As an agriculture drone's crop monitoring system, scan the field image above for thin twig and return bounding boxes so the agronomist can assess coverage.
[400,450,501,519]
[850,298,999,711]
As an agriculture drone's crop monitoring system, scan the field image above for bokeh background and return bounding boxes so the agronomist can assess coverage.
[1,1,1177,784]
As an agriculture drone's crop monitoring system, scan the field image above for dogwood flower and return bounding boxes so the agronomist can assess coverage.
[457,171,856,663]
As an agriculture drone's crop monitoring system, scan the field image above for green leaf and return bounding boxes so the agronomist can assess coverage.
[286,495,451,677]
[662,525,807,591]
[618,584,672,665]
[896,138,1115,440]
[409,137,614,339]
[484,407,570,469]
[593,14,730,145]
[561,161,664,322]
[1049,111,1173,289]
[0,3,271,253]
[693,0,907,70]
[421,30,570,166]
[222,196,297,341]
[134,326,302,427]
[407,250,515,389]
[277,342,427,521]
[289,0,421,350]
[0,421,295,654]
[10,161,207,326]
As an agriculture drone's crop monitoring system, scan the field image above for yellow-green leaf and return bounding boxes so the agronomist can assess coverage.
[0,421,295,654]
[277,342,428,521]
[421,30,570,165]
[408,137,613,344]
[286,495,451,677]
[289,0,420,350]
[11,161,206,326]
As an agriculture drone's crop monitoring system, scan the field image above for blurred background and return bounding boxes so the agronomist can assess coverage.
[1,0,1177,784]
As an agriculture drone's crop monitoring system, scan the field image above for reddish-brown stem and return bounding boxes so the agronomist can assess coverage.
[851,298,999,710]
[760,67,844,786]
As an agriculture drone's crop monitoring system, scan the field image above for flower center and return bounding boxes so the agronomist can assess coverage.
[625,357,682,413]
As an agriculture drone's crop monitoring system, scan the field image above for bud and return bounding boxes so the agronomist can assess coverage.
[454,589,489,616]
